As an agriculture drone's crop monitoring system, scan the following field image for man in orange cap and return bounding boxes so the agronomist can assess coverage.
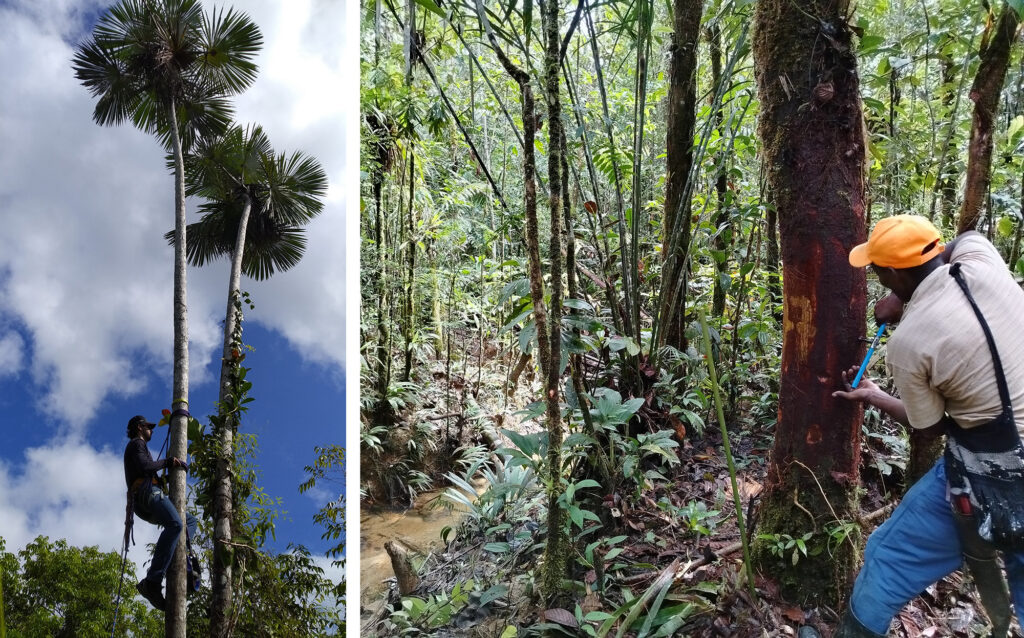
[833,215,1024,636]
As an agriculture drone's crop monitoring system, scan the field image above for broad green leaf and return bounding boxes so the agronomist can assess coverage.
[501,426,545,456]
[480,584,508,606]
[519,319,537,353]
[413,0,445,17]
[1008,115,1024,145]
[858,34,885,51]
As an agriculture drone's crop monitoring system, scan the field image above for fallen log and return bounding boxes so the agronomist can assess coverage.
[384,539,420,595]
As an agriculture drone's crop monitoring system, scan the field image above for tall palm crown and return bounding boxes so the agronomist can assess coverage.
[72,0,262,149]
[171,124,329,280]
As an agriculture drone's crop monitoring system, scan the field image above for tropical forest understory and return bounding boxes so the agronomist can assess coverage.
[360,0,1024,634]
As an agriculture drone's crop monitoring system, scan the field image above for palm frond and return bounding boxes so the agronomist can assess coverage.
[200,6,263,95]
[261,151,329,225]
[240,221,307,280]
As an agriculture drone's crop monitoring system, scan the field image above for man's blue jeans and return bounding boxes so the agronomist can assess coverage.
[134,484,198,583]
[849,458,1024,633]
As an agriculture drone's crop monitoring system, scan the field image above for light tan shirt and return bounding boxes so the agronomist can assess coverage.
[886,233,1024,437]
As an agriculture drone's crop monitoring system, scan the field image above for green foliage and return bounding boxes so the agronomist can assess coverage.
[0,536,161,637]
[383,580,476,634]
[757,532,814,566]
[657,498,721,538]
[443,452,538,527]
[187,544,341,637]
[300,445,347,610]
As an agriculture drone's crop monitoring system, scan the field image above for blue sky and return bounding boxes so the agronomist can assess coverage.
[0,0,355,587]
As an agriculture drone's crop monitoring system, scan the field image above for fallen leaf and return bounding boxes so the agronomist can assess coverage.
[542,608,578,628]
[781,606,805,623]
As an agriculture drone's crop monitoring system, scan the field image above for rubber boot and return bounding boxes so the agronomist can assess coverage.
[834,609,885,638]
[953,511,1012,637]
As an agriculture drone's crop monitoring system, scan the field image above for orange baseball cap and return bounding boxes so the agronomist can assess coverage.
[849,214,945,268]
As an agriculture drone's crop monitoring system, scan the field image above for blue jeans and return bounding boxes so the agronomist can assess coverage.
[850,458,1024,633]
[134,484,198,583]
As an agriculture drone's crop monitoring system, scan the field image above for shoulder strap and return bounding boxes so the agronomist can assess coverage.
[949,262,1013,415]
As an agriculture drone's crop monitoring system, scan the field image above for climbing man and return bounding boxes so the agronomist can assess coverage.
[123,414,198,611]
[832,215,1024,636]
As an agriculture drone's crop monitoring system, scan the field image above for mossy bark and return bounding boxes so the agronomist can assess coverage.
[658,0,702,349]
[540,0,568,606]
[752,0,868,606]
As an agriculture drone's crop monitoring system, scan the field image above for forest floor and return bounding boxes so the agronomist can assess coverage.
[361,342,1020,637]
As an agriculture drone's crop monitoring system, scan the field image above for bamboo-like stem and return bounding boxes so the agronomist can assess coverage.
[698,309,756,601]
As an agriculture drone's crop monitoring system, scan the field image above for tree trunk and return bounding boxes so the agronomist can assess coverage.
[209,196,252,637]
[659,0,702,349]
[373,169,391,404]
[958,4,1019,233]
[167,96,190,638]
[384,540,420,595]
[402,0,417,382]
[540,0,568,605]
[753,0,868,605]
[402,150,415,382]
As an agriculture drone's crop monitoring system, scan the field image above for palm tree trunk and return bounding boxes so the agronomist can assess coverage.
[209,196,252,637]
[167,96,190,638]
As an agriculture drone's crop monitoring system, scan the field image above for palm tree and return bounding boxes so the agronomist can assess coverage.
[72,2,261,634]
[170,123,326,636]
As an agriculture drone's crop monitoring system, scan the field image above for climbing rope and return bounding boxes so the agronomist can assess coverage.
[109,537,130,637]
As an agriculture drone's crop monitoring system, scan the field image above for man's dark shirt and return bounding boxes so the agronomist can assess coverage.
[124,438,167,489]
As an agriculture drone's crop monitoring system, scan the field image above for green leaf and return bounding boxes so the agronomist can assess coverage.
[1008,115,1024,146]
[862,97,886,115]
[500,627,518,638]
[484,542,511,553]
[480,584,508,606]
[500,427,545,456]
[519,319,537,353]
[563,298,594,311]
[570,506,584,529]
[413,0,445,17]
[499,278,531,305]
[608,335,640,356]
[858,34,885,51]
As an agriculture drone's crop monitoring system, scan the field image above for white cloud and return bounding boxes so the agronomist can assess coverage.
[0,332,25,375]
[0,437,161,579]
[0,0,348,427]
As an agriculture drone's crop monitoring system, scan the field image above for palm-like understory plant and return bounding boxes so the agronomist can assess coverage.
[72,2,262,634]
[168,122,326,637]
